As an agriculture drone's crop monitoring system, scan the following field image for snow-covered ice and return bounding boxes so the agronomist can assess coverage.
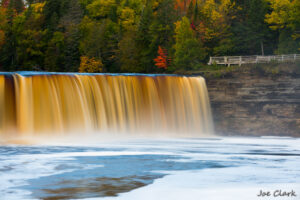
[0,137,299,200]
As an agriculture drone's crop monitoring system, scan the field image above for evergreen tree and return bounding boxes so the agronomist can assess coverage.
[173,16,206,71]
[231,0,275,55]
[193,0,198,23]
[79,17,119,72]
[136,0,154,72]
[0,0,297,72]
[187,1,193,20]
[148,0,177,71]
[60,0,83,72]
[43,0,68,32]
[118,30,141,72]
[0,0,17,70]
[14,2,47,70]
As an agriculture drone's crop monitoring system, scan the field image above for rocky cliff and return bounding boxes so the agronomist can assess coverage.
[205,64,300,137]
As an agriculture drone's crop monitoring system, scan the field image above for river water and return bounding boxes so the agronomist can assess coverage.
[0,136,299,200]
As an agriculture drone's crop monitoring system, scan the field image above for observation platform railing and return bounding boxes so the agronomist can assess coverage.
[208,54,300,66]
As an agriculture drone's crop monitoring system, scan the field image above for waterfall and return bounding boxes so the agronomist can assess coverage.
[0,72,214,137]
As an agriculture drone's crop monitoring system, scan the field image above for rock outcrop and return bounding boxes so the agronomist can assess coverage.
[206,64,300,137]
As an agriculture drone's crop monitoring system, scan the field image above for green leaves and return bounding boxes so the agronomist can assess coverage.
[173,16,206,71]
[87,0,116,19]
[79,17,119,71]
[0,0,298,72]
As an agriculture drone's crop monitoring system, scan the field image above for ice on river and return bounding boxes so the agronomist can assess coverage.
[0,137,299,200]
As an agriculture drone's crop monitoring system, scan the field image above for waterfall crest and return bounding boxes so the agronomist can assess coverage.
[0,73,214,137]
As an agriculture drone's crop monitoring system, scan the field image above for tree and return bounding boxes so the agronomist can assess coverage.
[79,56,103,72]
[1,0,24,13]
[118,30,141,72]
[173,16,206,71]
[197,0,236,56]
[44,31,65,71]
[0,6,6,50]
[43,0,68,32]
[148,0,177,71]
[135,0,177,73]
[135,0,154,72]
[12,2,47,70]
[265,0,300,30]
[229,0,276,55]
[60,0,83,72]
[42,0,69,71]
[187,1,194,20]
[86,0,116,19]
[79,17,119,72]
[0,0,20,70]
[154,46,168,69]
[0,0,294,72]
[265,0,300,53]
[175,0,193,16]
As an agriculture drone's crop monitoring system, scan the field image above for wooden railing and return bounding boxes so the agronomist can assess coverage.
[208,54,300,66]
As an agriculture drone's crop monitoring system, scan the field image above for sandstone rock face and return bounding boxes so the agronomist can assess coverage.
[206,68,300,137]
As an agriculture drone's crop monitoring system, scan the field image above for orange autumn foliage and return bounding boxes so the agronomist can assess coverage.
[175,0,196,13]
[154,46,168,69]
[79,56,103,73]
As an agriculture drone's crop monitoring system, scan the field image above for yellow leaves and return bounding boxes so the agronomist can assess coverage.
[265,0,292,30]
[200,0,234,23]
[152,0,163,11]
[174,20,180,31]
[79,56,103,73]
[265,0,300,31]
[120,7,136,30]
[32,2,46,13]
[152,1,160,16]
[87,0,116,18]
[198,0,233,42]
[174,17,194,43]
[23,3,46,21]
[18,29,47,56]
[79,16,95,34]
[174,16,197,57]
[219,0,236,15]
[153,1,159,10]
[201,0,218,20]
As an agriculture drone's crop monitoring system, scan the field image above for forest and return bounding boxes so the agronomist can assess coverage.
[0,0,299,73]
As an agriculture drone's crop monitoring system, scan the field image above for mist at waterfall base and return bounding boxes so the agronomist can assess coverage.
[1,73,300,200]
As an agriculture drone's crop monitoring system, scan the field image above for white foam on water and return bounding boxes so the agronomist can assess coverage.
[0,137,299,200]
[15,151,176,159]
[99,167,300,200]
[83,137,300,200]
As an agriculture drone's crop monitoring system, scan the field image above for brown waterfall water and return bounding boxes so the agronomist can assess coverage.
[0,73,213,139]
